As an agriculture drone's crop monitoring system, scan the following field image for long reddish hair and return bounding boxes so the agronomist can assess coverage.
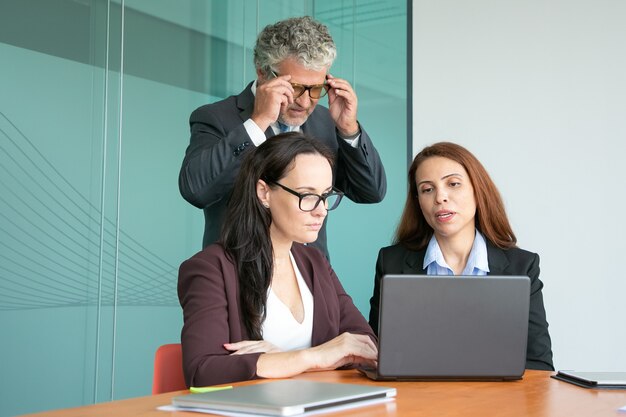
[395,142,517,251]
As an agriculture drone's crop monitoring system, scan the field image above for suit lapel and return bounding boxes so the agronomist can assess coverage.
[486,241,510,275]
[402,248,427,275]
[236,82,255,120]
[287,245,313,295]
[300,108,325,138]
[300,117,312,135]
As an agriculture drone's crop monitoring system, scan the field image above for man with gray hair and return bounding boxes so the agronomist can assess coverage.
[179,16,386,258]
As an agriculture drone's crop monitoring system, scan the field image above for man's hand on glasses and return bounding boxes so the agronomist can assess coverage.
[252,73,295,131]
[326,74,360,138]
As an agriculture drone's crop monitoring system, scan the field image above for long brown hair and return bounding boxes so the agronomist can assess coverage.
[395,142,517,251]
[220,132,334,340]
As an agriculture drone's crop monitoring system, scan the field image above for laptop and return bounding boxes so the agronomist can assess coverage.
[552,371,626,389]
[360,274,530,381]
[172,380,396,416]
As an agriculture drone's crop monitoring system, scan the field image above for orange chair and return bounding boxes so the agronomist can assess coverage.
[152,343,187,394]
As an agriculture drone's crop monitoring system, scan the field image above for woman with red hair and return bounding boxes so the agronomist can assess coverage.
[369,142,553,370]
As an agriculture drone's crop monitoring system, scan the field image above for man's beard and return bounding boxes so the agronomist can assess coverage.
[278,104,314,127]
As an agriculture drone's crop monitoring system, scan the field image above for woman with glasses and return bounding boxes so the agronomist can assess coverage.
[178,133,377,387]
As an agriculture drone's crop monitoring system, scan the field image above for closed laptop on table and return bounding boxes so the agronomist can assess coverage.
[552,371,626,389]
[172,380,396,416]
[361,274,530,381]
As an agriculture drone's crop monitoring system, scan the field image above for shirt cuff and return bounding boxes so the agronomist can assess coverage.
[244,119,267,147]
[341,135,360,148]
[337,126,361,148]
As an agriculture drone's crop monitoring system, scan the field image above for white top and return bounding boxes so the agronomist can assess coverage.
[261,252,314,351]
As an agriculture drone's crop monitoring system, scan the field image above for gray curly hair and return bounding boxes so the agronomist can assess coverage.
[254,16,337,78]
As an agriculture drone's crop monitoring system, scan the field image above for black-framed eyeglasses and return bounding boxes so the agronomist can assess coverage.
[269,181,343,212]
[271,70,329,99]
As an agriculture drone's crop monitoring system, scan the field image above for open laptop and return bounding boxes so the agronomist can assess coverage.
[172,380,396,416]
[360,274,530,381]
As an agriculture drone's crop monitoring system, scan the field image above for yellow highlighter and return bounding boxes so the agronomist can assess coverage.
[189,385,233,394]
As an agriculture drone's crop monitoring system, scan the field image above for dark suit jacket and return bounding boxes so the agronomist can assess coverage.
[178,242,375,387]
[178,82,387,258]
[368,241,554,371]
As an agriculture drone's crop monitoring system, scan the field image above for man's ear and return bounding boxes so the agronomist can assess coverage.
[256,67,266,82]
[257,179,271,208]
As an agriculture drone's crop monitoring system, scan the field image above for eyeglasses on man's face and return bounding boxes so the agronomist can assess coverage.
[270,71,329,99]
[269,181,343,212]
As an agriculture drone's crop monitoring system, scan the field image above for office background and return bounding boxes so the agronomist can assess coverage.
[412,0,626,373]
[0,1,406,416]
[2,1,624,416]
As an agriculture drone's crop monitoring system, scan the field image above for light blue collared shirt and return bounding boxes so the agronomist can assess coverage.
[423,230,490,276]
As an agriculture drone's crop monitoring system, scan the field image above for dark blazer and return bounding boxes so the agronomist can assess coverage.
[178,82,387,258]
[178,242,375,387]
[368,241,554,371]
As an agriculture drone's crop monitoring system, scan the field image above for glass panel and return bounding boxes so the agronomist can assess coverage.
[111,0,308,401]
[314,0,408,313]
[0,0,109,414]
[110,0,213,400]
[0,1,407,414]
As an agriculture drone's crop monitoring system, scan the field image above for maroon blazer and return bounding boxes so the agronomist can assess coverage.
[178,243,375,387]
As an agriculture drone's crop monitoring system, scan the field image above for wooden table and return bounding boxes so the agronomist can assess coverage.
[19,370,626,416]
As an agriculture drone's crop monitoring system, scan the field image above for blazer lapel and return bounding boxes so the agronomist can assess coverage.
[291,246,314,294]
[486,241,510,275]
[300,117,313,135]
[236,82,254,119]
[300,108,327,140]
[402,249,427,275]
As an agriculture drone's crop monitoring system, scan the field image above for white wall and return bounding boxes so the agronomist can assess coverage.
[412,0,626,371]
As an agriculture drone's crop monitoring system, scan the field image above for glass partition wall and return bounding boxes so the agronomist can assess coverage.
[0,1,407,415]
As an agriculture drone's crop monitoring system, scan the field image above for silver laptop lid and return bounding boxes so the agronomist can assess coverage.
[172,380,396,416]
[556,371,626,386]
[377,274,530,380]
